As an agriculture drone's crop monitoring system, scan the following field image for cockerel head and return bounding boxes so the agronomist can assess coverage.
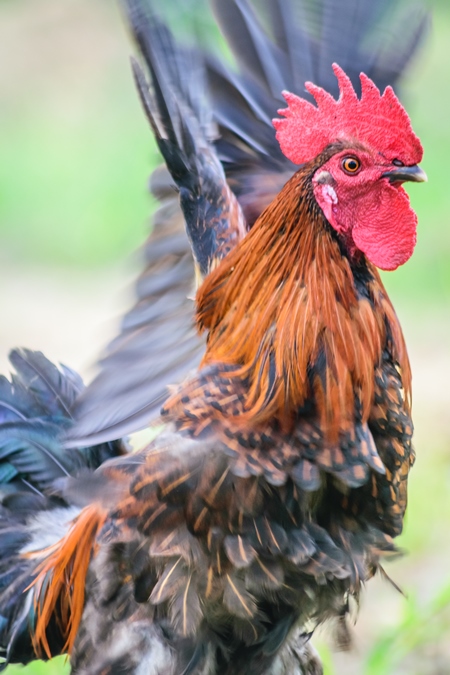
[273,64,426,271]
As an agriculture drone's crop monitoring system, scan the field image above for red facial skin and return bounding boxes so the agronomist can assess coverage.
[312,147,418,271]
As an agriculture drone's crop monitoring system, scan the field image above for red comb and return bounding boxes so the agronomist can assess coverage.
[273,64,423,166]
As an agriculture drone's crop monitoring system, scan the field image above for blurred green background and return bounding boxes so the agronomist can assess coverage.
[1,0,449,673]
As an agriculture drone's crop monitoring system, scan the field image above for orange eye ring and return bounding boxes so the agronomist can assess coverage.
[341,156,361,174]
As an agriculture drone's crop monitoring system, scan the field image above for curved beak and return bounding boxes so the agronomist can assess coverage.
[382,165,428,184]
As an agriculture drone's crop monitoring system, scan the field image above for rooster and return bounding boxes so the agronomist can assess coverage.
[0,0,427,673]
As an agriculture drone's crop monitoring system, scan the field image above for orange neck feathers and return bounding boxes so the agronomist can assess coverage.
[196,157,411,438]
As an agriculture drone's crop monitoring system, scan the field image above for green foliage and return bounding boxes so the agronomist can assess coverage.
[379,6,450,309]
[360,444,450,674]
[0,1,155,267]
[0,93,154,266]
[365,583,450,675]
[3,658,69,674]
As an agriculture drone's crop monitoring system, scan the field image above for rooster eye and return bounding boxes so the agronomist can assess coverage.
[392,158,404,167]
[341,156,361,174]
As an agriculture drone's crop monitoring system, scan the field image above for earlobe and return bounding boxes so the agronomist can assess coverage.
[313,179,339,230]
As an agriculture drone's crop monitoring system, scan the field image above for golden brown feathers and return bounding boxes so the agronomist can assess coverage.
[182,151,411,441]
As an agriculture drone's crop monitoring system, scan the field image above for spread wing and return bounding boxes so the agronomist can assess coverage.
[68,4,246,446]
[68,0,428,446]
[67,170,204,446]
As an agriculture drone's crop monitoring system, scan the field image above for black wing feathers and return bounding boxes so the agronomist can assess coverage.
[125,0,245,276]
[0,350,124,496]
[67,169,204,445]
[208,0,428,209]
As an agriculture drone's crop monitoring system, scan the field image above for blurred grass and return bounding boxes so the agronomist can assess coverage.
[365,582,450,675]
[1,1,449,674]
[0,0,155,267]
[378,3,450,309]
[4,659,69,675]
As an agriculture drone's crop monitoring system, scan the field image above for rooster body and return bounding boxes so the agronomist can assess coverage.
[65,144,417,675]
[0,0,427,673]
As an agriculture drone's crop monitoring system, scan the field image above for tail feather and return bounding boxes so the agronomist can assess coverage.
[0,503,74,666]
[30,503,107,659]
[0,502,105,666]
[0,351,125,666]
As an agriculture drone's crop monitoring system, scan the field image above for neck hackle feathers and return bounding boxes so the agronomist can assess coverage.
[273,64,423,165]
[193,165,411,440]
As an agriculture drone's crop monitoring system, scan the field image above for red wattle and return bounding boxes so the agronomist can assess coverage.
[351,185,417,271]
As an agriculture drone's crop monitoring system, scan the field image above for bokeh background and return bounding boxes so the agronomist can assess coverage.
[0,0,449,673]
